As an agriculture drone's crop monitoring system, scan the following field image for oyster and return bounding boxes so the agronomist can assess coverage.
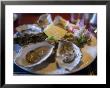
[56,40,75,63]
[53,16,68,29]
[25,46,50,64]
[56,40,82,71]
[37,14,52,29]
[23,24,42,34]
[16,24,42,34]
[14,42,54,68]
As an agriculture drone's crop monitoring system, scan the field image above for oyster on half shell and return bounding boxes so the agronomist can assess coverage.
[56,40,82,71]
[56,40,75,63]
[14,42,54,68]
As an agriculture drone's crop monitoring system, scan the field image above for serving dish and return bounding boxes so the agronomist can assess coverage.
[13,14,97,74]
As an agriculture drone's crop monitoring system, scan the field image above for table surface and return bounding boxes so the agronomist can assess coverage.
[14,13,97,75]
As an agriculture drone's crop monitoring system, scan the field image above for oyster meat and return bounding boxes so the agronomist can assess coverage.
[56,40,75,63]
[25,46,50,64]
[56,40,82,71]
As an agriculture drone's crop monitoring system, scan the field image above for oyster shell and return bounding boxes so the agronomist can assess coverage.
[14,42,54,68]
[15,24,42,34]
[56,40,75,63]
[56,40,82,71]
[37,14,52,29]
[53,16,68,29]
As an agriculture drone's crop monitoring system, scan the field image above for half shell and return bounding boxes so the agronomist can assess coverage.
[56,40,82,71]
[14,42,54,68]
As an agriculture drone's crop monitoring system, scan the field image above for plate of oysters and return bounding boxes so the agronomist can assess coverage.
[14,14,97,74]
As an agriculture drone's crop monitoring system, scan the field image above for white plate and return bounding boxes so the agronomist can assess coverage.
[14,34,97,75]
